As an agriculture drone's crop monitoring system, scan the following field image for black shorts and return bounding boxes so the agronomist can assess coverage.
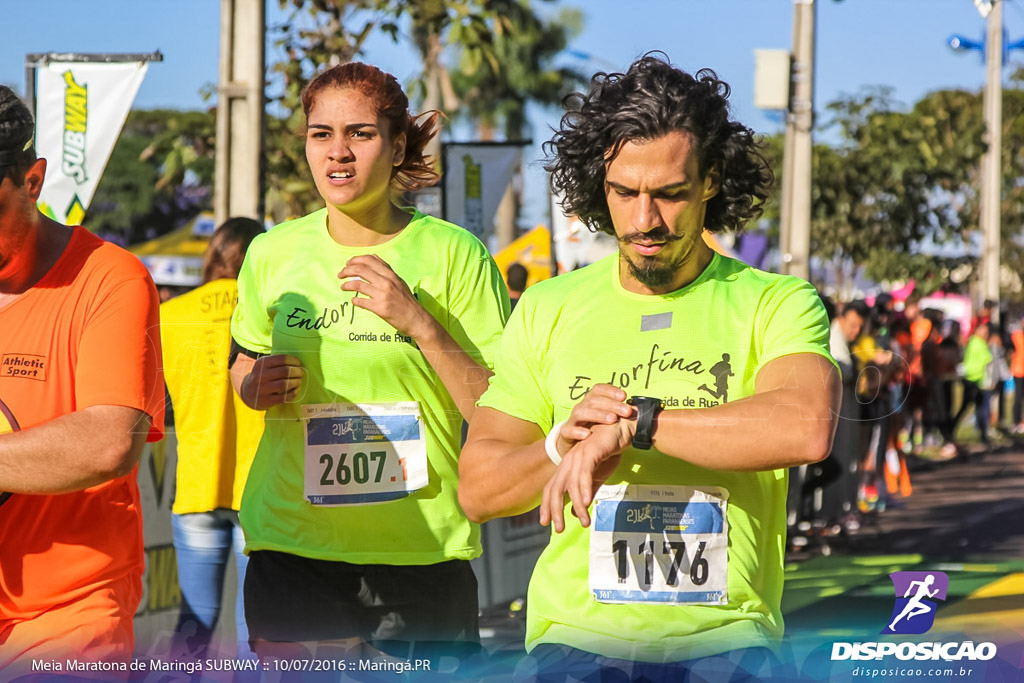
[244,550,480,650]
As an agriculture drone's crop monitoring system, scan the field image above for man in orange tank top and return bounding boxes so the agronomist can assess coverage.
[0,86,165,674]
[1011,318,1024,433]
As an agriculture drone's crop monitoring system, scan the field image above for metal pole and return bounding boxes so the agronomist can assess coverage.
[25,62,35,119]
[24,51,162,121]
[214,0,265,225]
[980,0,1003,319]
[779,109,795,272]
[784,0,815,281]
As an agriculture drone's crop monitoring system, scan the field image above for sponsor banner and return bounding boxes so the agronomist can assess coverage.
[35,61,148,225]
[442,143,521,243]
[138,255,204,287]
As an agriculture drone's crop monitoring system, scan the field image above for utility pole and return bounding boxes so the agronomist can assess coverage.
[780,0,815,281]
[980,0,1003,318]
[214,0,265,225]
[949,1,1024,320]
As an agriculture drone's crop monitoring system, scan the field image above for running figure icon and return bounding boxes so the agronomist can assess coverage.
[888,574,939,631]
[698,353,733,402]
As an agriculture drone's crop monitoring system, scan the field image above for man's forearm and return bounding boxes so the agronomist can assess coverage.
[0,405,149,494]
[458,438,555,523]
[651,387,839,471]
[643,353,840,471]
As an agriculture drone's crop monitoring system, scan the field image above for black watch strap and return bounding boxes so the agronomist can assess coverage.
[628,396,663,450]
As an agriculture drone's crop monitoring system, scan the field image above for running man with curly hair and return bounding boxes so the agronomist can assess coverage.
[460,54,840,680]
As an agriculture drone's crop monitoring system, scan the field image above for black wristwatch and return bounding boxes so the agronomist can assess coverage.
[628,396,663,450]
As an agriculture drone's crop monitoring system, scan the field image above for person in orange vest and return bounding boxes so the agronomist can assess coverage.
[970,299,996,336]
[0,85,165,673]
[1012,319,1024,434]
[903,295,932,454]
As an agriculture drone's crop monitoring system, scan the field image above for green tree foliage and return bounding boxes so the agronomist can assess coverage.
[265,0,584,220]
[445,3,583,140]
[84,109,214,245]
[769,78,1024,298]
[811,87,957,288]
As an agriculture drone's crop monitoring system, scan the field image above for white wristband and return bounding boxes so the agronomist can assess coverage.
[545,420,567,466]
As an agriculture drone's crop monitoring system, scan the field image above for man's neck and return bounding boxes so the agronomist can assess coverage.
[0,215,72,295]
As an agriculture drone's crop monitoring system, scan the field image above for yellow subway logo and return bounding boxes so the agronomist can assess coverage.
[61,70,88,184]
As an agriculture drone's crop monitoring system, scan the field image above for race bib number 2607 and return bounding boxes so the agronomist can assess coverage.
[302,402,428,506]
[589,484,729,605]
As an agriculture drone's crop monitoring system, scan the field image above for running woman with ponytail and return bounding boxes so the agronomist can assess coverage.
[229,62,510,661]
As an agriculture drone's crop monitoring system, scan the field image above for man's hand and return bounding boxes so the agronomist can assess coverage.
[339,255,433,340]
[552,384,634,460]
[238,354,303,409]
[540,419,635,533]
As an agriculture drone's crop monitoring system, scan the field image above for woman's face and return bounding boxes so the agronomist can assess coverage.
[305,87,406,215]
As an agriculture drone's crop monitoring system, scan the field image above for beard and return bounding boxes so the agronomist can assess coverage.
[622,252,679,289]
[617,229,685,289]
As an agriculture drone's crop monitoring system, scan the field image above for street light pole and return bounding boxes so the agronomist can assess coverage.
[781,0,815,281]
[980,0,1003,319]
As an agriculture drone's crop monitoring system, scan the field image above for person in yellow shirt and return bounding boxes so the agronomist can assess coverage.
[160,217,265,658]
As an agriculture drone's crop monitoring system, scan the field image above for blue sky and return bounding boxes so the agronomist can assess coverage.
[2,0,1022,227]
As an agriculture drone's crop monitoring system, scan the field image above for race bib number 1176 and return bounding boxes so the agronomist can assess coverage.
[589,484,729,605]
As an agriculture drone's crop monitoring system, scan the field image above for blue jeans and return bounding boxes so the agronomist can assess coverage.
[171,509,251,659]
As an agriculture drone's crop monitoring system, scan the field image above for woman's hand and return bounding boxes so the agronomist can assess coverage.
[339,255,434,340]
[238,354,304,409]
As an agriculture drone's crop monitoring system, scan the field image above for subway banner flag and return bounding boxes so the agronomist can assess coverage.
[34,61,148,226]
[442,143,521,245]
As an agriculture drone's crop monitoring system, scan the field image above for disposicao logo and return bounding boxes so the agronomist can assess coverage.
[831,570,997,663]
[884,570,948,635]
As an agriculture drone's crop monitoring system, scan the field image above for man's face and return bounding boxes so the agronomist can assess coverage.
[604,131,718,294]
[0,159,45,283]
[839,310,864,342]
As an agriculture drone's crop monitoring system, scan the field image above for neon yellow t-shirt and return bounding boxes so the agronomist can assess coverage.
[161,278,264,514]
[231,209,510,564]
[478,252,833,662]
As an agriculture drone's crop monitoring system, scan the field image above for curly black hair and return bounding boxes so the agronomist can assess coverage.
[0,85,36,186]
[544,53,773,235]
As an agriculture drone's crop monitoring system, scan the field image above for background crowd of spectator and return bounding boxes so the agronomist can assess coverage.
[789,293,1024,551]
